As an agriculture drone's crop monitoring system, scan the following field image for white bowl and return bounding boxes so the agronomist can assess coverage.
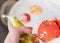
[8,0,60,43]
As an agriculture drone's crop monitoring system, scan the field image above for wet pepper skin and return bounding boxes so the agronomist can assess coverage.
[38,20,59,41]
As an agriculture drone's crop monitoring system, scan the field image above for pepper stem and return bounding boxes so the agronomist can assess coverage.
[45,20,50,26]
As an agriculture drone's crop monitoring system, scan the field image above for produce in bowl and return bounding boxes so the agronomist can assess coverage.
[20,13,30,23]
[38,19,60,41]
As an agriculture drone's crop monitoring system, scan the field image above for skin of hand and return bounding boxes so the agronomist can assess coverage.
[4,27,32,43]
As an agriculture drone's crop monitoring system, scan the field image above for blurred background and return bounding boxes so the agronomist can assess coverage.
[0,0,18,43]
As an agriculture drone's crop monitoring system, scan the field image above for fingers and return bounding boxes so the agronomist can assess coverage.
[8,26,33,37]
[4,27,33,43]
[15,27,33,34]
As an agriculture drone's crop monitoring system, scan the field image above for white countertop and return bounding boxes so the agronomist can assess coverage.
[49,0,60,6]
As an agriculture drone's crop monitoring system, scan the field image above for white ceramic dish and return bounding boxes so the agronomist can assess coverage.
[8,0,60,43]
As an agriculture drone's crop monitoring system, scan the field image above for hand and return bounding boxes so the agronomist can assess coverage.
[4,27,32,43]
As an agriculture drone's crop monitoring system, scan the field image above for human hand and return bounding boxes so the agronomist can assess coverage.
[4,27,32,43]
